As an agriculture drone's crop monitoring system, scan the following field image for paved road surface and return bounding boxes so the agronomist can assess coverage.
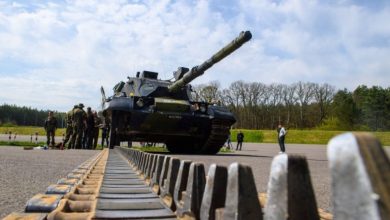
[0,147,99,218]
[1,140,388,217]
[168,143,333,212]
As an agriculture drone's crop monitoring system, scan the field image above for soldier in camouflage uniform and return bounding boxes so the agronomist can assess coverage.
[85,107,95,149]
[71,103,87,149]
[64,105,77,149]
[44,111,57,147]
[92,111,102,149]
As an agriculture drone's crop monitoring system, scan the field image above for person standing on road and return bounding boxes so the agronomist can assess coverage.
[72,103,87,149]
[44,111,57,147]
[64,105,77,149]
[226,133,232,149]
[101,117,110,148]
[236,131,244,151]
[85,107,95,149]
[277,124,287,153]
[92,111,101,149]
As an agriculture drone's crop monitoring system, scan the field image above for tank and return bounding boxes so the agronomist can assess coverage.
[102,31,252,154]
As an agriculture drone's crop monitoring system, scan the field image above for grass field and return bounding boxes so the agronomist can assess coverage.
[1,126,389,146]
[0,126,66,136]
[229,129,390,146]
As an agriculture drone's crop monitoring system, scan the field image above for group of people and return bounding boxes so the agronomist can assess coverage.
[44,104,111,150]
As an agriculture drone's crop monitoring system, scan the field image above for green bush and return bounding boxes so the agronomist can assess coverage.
[316,117,350,131]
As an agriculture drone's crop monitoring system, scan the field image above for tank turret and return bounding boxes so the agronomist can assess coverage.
[168,31,252,93]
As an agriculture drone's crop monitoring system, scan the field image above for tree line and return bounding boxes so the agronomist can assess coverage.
[0,104,66,128]
[194,81,390,131]
[1,82,389,131]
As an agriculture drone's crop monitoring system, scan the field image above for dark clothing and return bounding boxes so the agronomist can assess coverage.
[226,134,232,149]
[101,117,111,148]
[92,116,102,149]
[85,112,95,149]
[236,132,244,151]
[278,135,285,152]
[46,130,55,146]
[277,127,287,152]
[101,127,109,147]
[44,116,57,146]
[44,116,57,131]
[71,108,87,149]
[64,109,75,148]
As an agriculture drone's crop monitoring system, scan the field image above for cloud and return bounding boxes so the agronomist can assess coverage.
[0,0,389,111]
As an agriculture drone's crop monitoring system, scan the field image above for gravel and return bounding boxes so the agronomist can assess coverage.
[0,147,99,218]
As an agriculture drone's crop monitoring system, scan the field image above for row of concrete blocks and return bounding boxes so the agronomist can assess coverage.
[118,132,389,220]
[3,149,107,220]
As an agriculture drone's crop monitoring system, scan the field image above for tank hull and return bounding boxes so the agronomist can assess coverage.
[105,97,235,154]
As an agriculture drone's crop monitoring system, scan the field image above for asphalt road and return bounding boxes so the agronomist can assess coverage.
[167,142,333,212]
[0,147,99,218]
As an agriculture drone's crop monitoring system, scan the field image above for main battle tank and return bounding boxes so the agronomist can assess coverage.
[102,31,252,154]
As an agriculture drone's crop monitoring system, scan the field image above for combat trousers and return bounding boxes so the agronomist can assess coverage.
[92,128,99,149]
[236,141,243,150]
[85,128,94,149]
[73,126,84,149]
[63,126,73,148]
[46,130,55,146]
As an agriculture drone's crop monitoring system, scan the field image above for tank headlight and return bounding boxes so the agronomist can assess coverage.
[136,98,144,107]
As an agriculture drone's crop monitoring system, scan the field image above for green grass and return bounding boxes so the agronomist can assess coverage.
[0,141,45,147]
[232,129,390,146]
[230,129,264,142]
[1,126,389,146]
[0,126,66,136]
[132,146,169,153]
[132,146,233,153]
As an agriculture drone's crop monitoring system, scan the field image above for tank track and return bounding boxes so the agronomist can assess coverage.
[201,119,231,154]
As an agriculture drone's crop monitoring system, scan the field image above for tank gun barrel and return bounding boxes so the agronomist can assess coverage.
[168,30,252,92]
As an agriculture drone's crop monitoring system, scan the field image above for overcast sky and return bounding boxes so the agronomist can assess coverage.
[0,0,389,112]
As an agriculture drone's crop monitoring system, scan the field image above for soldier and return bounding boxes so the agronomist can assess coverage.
[101,117,110,148]
[92,111,102,149]
[236,130,244,151]
[64,105,77,149]
[85,107,95,149]
[72,103,87,149]
[44,111,58,147]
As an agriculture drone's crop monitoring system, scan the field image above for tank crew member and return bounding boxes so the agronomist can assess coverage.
[64,105,77,149]
[236,130,244,151]
[72,103,87,149]
[44,111,57,147]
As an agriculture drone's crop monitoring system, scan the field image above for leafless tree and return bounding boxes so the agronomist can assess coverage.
[313,83,335,124]
[294,81,315,128]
